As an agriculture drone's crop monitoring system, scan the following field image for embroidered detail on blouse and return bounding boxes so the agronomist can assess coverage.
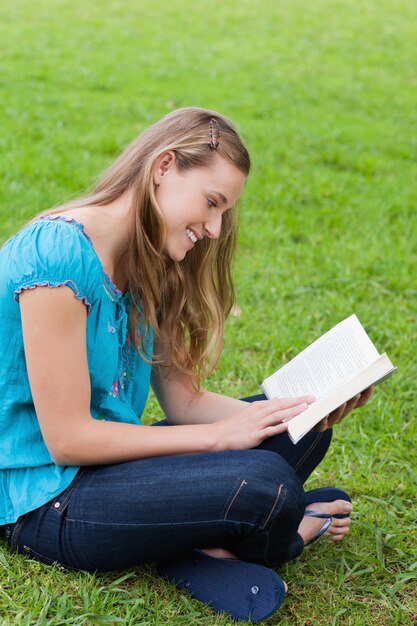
[110,381,120,398]
[102,272,122,301]
[109,306,136,400]
[117,331,133,393]
[107,322,116,333]
[14,281,92,315]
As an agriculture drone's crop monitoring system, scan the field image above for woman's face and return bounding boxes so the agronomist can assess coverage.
[154,152,246,262]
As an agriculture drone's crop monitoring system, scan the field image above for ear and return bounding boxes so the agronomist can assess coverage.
[153,151,176,185]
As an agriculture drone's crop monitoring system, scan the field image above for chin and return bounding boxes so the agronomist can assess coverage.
[167,249,187,262]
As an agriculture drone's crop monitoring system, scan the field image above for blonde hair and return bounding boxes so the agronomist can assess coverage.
[43,107,250,384]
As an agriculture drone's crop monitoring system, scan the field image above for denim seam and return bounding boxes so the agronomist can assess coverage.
[223,479,248,520]
[220,477,241,520]
[275,485,287,517]
[49,468,87,515]
[261,483,283,529]
[23,545,58,566]
[63,517,258,529]
[294,431,324,473]
[10,515,29,549]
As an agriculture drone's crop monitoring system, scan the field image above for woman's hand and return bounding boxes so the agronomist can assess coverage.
[313,385,375,432]
[215,396,315,451]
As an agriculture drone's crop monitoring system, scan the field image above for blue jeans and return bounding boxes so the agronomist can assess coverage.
[1,395,332,571]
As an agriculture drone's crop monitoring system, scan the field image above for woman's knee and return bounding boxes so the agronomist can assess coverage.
[222,450,304,529]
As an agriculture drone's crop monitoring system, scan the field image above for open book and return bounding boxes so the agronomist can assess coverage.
[261,315,396,444]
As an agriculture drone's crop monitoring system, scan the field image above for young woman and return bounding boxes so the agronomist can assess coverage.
[0,108,372,622]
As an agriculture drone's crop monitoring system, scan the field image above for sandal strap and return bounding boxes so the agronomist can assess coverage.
[304,509,332,519]
[305,514,332,544]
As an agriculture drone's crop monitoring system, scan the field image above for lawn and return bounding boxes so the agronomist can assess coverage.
[0,0,416,624]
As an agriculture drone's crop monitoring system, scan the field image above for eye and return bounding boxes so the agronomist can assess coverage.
[207,198,217,208]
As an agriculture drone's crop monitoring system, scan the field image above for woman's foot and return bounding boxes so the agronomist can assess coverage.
[156,549,287,622]
[298,499,352,543]
[202,547,238,559]
[201,548,288,592]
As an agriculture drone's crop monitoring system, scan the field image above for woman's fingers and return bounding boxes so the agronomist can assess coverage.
[331,386,375,422]
[221,396,316,450]
[235,396,314,441]
[314,416,329,431]
[254,396,315,412]
[328,402,348,423]
[320,385,376,432]
[271,401,310,422]
[263,422,289,438]
[243,396,313,423]
[327,394,359,427]
[355,385,375,407]
[344,395,361,415]
[256,397,315,425]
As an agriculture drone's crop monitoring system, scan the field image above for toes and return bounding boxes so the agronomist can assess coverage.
[306,499,352,518]
[332,499,352,516]
[328,523,350,535]
[324,522,350,538]
[330,516,351,528]
[328,534,346,542]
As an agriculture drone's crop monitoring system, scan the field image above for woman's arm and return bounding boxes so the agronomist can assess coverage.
[20,286,221,465]
[20,287,311,466]
[151,357,248,425]
[151,338,374,430]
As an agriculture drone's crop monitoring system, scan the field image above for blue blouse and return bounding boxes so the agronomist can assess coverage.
[0,216,153,524]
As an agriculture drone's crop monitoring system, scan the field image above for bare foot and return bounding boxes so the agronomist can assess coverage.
[202,547,238,559]
[298,499,352,544]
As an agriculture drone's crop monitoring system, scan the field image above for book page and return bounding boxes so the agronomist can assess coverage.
[286,353,396,443]
[262,315,380,399]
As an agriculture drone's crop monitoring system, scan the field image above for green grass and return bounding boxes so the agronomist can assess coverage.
[1,0,416,624]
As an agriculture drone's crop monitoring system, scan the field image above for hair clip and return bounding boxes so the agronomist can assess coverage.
[209,118,220,150]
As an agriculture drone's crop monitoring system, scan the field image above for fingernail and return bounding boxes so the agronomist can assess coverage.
[306,395,316,403]
[344,503,352,512]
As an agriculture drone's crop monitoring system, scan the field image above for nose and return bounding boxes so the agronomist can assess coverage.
[203,212,222,240]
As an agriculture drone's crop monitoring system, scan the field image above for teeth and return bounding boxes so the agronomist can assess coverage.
[186,228,197,243]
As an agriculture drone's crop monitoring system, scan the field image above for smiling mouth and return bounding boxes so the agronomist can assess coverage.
[186,228,198,243]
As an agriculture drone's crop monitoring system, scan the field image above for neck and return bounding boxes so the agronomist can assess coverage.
[70,190,134,292]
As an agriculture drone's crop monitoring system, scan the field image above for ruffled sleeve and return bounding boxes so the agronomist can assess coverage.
[6,218,100,315]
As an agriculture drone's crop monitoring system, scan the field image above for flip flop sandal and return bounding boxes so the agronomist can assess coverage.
[156,549,286,622]
[304,487,351,544]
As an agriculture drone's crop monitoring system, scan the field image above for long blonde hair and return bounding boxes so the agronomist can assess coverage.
[43,107,250,384]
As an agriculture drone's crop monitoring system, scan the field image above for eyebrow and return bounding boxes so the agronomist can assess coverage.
[208,189,228,205]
